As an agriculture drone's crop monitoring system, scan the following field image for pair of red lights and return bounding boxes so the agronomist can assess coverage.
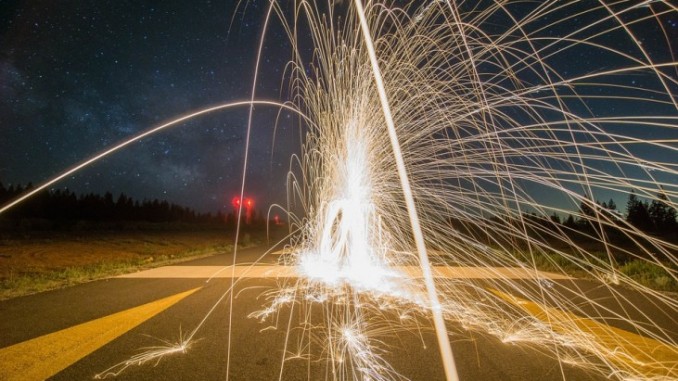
[231,196,283,224]
[231,196,253,209]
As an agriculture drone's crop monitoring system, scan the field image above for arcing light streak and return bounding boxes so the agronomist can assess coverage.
[353,0,459,379]
[255,1,678,380]
[227,3,277,378]
[0,100,311,215]
[3,1,678,380]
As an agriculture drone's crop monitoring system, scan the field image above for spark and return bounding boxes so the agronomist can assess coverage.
[94,330,197,379]
[251,1,678,380]
[2,1,678,380]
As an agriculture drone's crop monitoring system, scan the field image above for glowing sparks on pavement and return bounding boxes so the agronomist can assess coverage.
[2,1,678,380]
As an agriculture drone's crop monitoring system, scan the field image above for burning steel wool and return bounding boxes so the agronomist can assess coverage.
[3,1,678,380]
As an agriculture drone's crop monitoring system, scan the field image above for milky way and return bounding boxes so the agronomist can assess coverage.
[1,0,676,214]
[1,1,298,212]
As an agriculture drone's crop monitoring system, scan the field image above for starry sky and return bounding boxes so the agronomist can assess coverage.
[0,0,298,213]
[0,1,676,214]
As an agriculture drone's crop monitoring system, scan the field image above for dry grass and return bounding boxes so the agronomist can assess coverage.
[0,230,250,300]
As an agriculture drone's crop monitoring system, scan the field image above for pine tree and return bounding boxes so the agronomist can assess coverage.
[649,191,677,235]
[579,194,596,218]
[564,214,576,228]
[626,191,652,231]
[550,212,561,225]
[607,198,617,211]
[0,181,6,204]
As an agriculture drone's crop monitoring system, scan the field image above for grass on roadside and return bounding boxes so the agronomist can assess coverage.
[518,250,678,292]
[618,260,678,292]
[0,230,262,300]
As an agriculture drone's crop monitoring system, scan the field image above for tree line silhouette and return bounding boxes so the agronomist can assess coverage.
[514,190,677,263]
[0,181,249,230]
[505,191,676,240]
[444,189,677,264]
[560,190,677,239]
[1,180,673,240]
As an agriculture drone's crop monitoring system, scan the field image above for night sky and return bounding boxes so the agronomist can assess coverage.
[1,1,676,214]
[1,0,298,213]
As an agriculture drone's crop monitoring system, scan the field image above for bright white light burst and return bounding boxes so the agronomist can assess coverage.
[3,1,677,380]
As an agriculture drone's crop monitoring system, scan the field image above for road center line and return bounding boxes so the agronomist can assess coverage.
[0,287,200,381]
[117,265,571,280]
[491,288,678,379]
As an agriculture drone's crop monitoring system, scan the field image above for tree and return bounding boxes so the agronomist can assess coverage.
[649,191,677,235]
[579,194,596,218]
[577,194,603,234]
[563,214,577,229]
[626,191,652,231]
[550,212,561,225]
[607,198,617,211]
[0,181,6,204]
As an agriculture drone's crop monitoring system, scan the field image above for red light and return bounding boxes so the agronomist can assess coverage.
[231,196,254,224]
[231,196,241,208]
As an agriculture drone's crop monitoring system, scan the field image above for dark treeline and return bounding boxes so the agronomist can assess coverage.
[447,189,677,264]
[561,191,677,239]
[521,191,676,263]
[0,181,235,230]
[509,191,677,240]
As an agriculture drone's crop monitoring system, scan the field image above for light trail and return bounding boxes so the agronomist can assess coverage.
[353,0,459,379]
[2,1,678,380]
[0,100,312,215]
[227,3,278,379]
[251,1,678,380]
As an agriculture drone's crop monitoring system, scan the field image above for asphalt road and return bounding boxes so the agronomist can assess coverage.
[1,246,676,381]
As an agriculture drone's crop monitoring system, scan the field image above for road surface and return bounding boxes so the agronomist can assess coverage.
[1,246,676,380]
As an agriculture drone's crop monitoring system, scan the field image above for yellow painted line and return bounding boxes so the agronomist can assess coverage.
[117,265,297,278]
[119,265,571,280]
[0,287,200,381]
[491,289,678,379]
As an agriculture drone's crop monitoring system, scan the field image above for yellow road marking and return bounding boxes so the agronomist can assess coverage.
[491,289,678,379]
[0,287,200,381]
[118,265,571,280]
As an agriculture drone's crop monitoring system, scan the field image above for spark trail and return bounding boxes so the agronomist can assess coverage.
[253,1,678,380]
[2,1,678,380]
